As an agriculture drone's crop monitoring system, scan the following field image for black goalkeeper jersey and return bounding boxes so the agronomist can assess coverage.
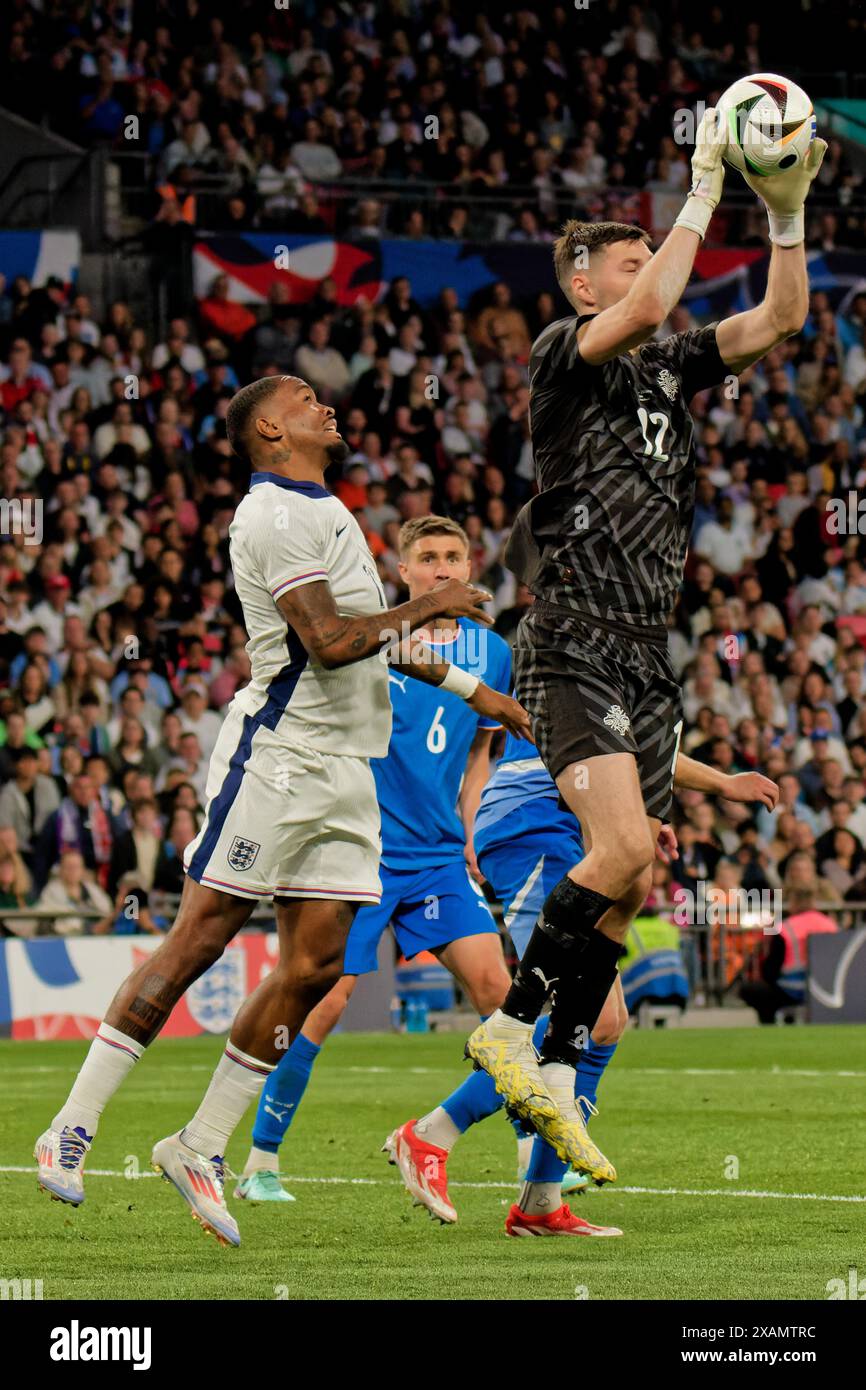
[506,314,729,636]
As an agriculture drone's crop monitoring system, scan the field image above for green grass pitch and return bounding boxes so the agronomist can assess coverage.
[2,1026,865,1301]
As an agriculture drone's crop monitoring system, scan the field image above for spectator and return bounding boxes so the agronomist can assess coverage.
[18,663,57,737]
[198,274,256,344]
[95,878,169,936]
[1,340,46,411]
[740,885,838,1024]
[177,681,222,761]
[472,283,531,362]
[143,198,196,319]
[35,848,114,937]
[34,773,114,894]
[0,847,37,939]
[290,118,343,180]
[107,798,163,897]
[0,747,61,866]
[819,828,865,898]
[693,496,754,576]
[108,717,162,783]
[153,807,199,895]
[0,11,863,964]
[294,321,351,401]
[172,731,208,804]
[31,576,80,650]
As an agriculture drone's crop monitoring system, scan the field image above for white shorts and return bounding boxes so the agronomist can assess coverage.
[184,704,382,904]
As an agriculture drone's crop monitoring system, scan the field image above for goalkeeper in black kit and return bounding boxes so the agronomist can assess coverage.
[466,108,825,1184]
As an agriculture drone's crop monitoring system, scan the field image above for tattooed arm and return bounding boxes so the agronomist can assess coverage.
[277,581,535,741]
[276,576,493,670]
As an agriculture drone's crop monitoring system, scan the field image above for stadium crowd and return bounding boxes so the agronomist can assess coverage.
[0,1,863,245]
[0,0,865,963]
[2,262,866,943]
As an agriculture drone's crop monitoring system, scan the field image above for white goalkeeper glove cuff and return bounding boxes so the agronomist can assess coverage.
[674,189,717,241]
[744,139,827,247]
[766,208,805,247]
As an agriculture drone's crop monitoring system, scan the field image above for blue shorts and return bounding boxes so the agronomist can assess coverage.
[343,858,498,976]
[477,819,584,959]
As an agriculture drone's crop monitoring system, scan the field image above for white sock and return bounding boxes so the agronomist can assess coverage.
[516,1133,534,1179]
[489,1008,531,1032]
[181,1043,275,1158]
[243,1145,279,1176]
[52,1023,145,1140]
[414,1106,461,1153]
[518,1180,562,1216]
[539,1061,577,1103]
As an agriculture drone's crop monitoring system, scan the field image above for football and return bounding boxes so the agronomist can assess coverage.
[717,72,816,177]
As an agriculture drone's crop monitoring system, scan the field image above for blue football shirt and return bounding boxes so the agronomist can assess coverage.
[473,727,585,859]
[373,618,512,868]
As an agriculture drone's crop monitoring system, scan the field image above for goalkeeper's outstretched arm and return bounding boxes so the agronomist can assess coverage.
[715,136,827,374]
[717,133,828,375]
[576,108,726,367]
[715,240,809,374]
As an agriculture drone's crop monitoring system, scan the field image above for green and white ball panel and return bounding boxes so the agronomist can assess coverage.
[717,73,815,178]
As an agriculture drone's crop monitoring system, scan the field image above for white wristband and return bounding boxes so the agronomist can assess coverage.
[674,194,714,241]
[767,207,805,247]
[440,665,480,700]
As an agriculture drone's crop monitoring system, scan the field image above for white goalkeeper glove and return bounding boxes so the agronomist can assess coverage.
[674,107,726,240]
[741,138,828,247]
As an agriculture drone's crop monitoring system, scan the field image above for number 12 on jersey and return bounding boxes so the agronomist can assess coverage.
[637,407,670,462]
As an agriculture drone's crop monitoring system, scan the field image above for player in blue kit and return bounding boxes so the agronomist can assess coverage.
[468,729,625,1235]
[234,516,518,1208]
[386,725,779,1235]
[383,728,628,1236]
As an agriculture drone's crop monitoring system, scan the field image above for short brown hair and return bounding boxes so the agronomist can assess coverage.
[553,220,652,305]
[398,515,470,559]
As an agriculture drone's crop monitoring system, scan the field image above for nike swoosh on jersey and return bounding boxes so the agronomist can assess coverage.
[336,524,348,537]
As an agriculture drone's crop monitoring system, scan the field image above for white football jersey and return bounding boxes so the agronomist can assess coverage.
[228,472,392,757]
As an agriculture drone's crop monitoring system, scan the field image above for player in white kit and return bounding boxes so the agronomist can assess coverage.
[34,374,532,1247]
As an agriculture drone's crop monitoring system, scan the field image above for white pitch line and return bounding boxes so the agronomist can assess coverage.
[2,1065,215,1075]
[346,1066,448,1075]
[628,1067,866,1079]
[3,1064,448,1076]
[3,1166,864,1202]
[612,1186,866,1204]
[348,1065,866,1079]
[6,1063,866,1079]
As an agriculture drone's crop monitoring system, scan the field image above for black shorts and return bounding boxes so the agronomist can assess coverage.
[513,601,683,823]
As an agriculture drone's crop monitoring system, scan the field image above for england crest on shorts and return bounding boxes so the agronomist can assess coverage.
[603,704,631,736]
[227,835,261,872]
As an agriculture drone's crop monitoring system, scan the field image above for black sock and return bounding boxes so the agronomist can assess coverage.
[503,876,615,1024]
[539,927,624,1067]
